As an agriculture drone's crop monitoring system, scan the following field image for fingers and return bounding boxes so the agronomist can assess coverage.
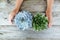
[9,14,14,24]
[48,22,52,28]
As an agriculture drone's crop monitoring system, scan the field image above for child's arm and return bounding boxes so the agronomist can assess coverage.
[46,0,54,27]
[9,0,23,24]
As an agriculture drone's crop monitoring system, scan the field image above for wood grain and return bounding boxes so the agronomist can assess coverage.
[0,0,60,39]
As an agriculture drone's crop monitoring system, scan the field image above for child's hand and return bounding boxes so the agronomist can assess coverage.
[48,21,52,28]
[48,15,52,28]
[9,10,18,24]
[9,11,16,24]
[8,0,23,24]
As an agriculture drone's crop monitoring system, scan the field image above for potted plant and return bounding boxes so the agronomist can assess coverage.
[32,13,48,31]
[14,11,48,31]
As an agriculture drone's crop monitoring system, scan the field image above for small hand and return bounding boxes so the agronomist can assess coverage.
[9,11,17,24]
[48,22,52,28]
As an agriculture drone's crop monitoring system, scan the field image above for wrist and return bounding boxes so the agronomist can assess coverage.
[13,8,19,13]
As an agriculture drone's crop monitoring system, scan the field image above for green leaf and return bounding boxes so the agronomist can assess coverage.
[32,13,48,31]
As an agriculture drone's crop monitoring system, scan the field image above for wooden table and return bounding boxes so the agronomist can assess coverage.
[0,0,60,40]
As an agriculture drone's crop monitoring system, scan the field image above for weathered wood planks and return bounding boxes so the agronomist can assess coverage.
[0,0,60,40]
[0,0,60,25]
[0,25,60,40]
[21,0,46,12]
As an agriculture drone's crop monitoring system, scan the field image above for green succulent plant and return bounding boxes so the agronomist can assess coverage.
[32,13,48,31]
